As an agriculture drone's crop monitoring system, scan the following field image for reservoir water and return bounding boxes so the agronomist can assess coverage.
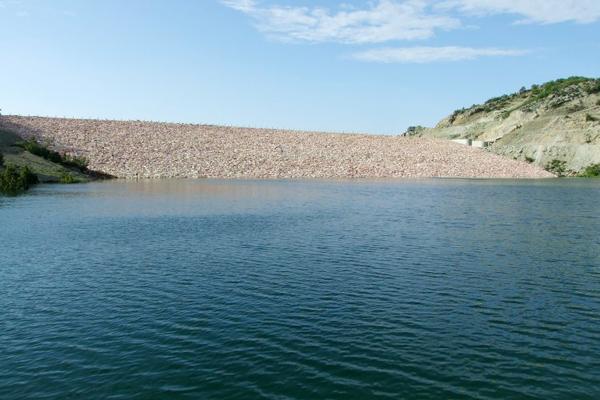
[1,179,600,399]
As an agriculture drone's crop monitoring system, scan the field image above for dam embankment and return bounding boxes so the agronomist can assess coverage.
[0,116,554,179]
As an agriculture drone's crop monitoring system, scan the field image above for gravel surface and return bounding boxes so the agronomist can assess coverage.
[1,116,554,179]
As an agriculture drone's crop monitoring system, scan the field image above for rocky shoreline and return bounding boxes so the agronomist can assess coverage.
[0,116,554,179]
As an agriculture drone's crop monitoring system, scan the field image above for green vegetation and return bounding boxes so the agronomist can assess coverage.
[449,108,467,123]
[21,138,62,163]
[545,159,567,177]
[0,128,105,195]
[586,80,600,94]
[20,166,39,186]
[579,164,600,178]
[586,113,598,122]
[59,172,77,184]
[405,126,425,136]
[448,77,600,124]
[483,94,514,111]
[524,156,535,163]
[0,164,38,196]
[19,138,89,172]
[529,77,592,101]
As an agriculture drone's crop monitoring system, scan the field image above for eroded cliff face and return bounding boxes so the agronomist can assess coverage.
[418,78,600,173]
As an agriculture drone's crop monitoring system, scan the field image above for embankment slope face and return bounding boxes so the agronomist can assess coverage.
[0,115,553,179]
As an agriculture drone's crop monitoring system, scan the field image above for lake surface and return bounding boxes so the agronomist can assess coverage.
[1,179,600,399]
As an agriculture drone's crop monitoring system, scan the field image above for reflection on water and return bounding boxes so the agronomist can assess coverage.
[1,179,600,399]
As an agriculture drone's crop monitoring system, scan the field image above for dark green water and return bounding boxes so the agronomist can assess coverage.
[1,179,600,399]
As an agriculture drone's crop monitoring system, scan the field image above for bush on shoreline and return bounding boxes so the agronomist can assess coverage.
[579,164,600,178]
[0,164,38,196]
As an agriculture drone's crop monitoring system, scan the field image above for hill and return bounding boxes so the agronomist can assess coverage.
[415,77,600,174]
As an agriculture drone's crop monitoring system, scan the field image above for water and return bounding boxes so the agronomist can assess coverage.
[1,179,600,399]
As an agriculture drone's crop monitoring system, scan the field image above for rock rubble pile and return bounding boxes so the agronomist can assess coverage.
[1,116,554,179]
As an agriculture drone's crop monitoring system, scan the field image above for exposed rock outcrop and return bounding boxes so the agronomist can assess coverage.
[417,77,600,173]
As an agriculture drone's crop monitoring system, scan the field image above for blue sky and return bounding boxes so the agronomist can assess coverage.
[1,0,599,133]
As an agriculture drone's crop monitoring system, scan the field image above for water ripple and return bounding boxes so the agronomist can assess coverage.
[1,179,600,399]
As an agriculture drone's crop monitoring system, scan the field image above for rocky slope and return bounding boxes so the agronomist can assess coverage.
[416,77,600,173]
[0,115,552,179]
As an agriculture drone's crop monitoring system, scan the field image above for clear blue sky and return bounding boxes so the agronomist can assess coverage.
[1,0,599,133]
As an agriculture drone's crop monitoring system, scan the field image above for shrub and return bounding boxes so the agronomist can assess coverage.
[0,165,22,195]
[525,156,535,163]
[20,138,88,171]
[530,76,592,101]
[586,113,598,122]
[579,164,600,178]
[450,108,466,123]
[21,138,56,159]
[19,166,38,186]
[404,126,425,136]
[545,159,567,177]
[0,165,37,195]
[586,80,600,94]
[59,172,77,184]
[0,152,4,167]
[596,99,600,106]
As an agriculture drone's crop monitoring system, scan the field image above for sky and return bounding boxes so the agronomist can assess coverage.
[1,0,599,134]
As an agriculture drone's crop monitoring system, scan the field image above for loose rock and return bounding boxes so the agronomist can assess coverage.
[0,116,554,179]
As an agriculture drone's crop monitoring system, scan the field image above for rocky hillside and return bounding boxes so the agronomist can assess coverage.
[416,77,600,173]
